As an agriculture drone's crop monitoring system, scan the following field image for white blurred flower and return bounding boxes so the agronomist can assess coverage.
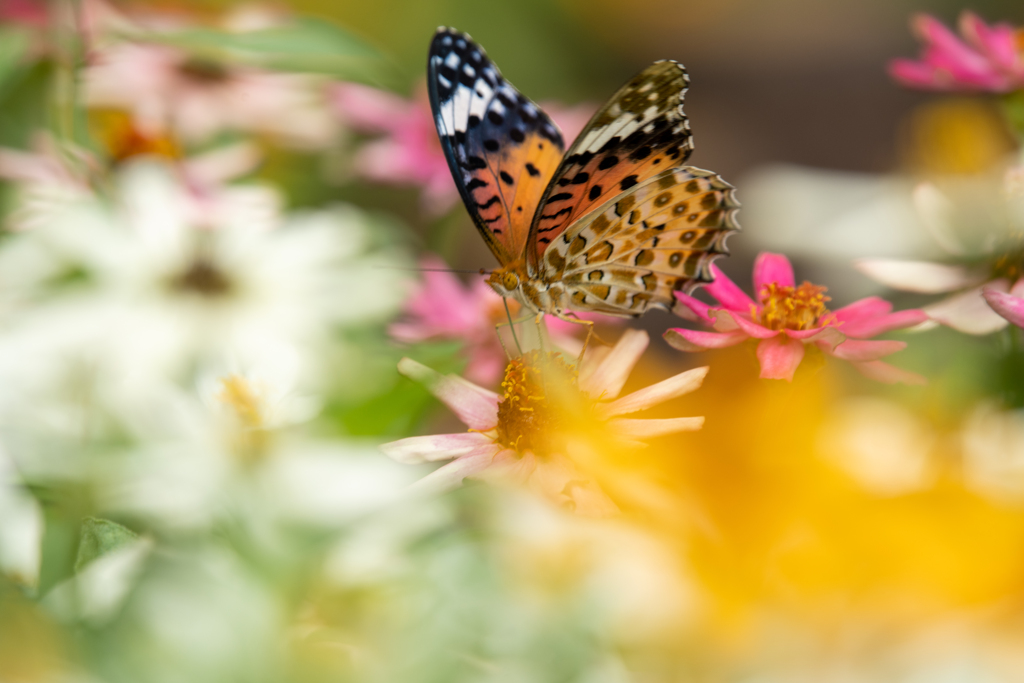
[0,446,43,587]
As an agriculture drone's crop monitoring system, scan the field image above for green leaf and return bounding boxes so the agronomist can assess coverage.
[74,518,138,572]
[0,27,32,96]
[148,18,397,85]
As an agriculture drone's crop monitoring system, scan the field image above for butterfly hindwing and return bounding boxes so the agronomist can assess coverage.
[527,61,693,271]
[428,28,565,264]
[540,167,739,316]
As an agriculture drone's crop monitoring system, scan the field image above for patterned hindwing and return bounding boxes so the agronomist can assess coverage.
[428,27,565,264]
[526,61,693,271]
[540,167,739,316]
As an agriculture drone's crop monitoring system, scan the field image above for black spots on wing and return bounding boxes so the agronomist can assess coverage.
[541,207,572,220]
[587,270,603,282]
[466,178,488,191]
[510,127,525,143]
[546,192,572,204]
[667,145,682,160]
[483,139,500,152]
[468,115,481,128]
[653,158,661,165]
[517,206,523,212]
[465,155,487,170]
[680,230,696,244]
[557,178,571,187]
[571,172,589,185]
[620,175,638,191]
[588,185,602,201]
[439,65,458,83]
[630,145,651,161]
[540,123,562,145]
[642,273,658,291]
[628,209,640,225]
[497,90,516,108]
[654,191,672,208]
[477,195,500,209]
[487,111,504,125]
[525,163,540,177]
[499,171,514,185]
[615,194,636,216]
[458,68,476,87]
[520,105,538,124]
[539,237,551,244]
[598,155,619,170]
[669,252,683,267]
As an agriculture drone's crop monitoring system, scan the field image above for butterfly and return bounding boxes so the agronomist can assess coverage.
[428,27,739,321]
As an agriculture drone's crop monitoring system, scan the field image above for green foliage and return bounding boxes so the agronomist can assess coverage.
[74,518,139,572]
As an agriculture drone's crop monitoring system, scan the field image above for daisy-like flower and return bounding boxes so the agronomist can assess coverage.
[333,81,595,215]
[389,254,620,385]
[84,42,336,147]
[890,12,1024,93]
[857,183,1024,335]
[666,252,928,383]
[380,329,707,516]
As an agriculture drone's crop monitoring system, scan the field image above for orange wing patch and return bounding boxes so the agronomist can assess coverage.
[527,61,693,270]
[541,167,739,316]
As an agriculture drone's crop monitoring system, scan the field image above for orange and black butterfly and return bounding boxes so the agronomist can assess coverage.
[428,27,739,319]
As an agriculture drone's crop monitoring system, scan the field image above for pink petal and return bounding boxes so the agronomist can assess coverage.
[832,297,893,325]
[926,284,1009,335]
[723,311,778,339]
[854,258,977,293]
[829,339,907,362]
[673,291,714,324]
[407,447,502,495]
[983,288,1024,329]
[663,328,748,352]
[756,335,805,382]
[598,366,708,418]
[379,432,494,464]
[753,252,795,292]
[705,263,756,312]
[397,358,499,430]
[608,416,705,439]
[786,326,845,353]
[855,361,928,386]
[913,14,994,81]
[959,11,1020,73]
[579,328,648,400]
[839,309,930,338]
[889,58,946,89]
[332,83,411,132]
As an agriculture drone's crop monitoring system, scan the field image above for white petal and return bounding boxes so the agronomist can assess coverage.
[379,432,494,464]
[608,416,705,439]
[579,329,649,399]
[912,182,965,255]
[926,284,1010,335]
[397,357,499,430]
[597,366,709,419]
[854,258,977,293]
[407,447,500,495]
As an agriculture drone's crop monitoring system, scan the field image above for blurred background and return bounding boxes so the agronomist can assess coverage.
[3,0,1024,682]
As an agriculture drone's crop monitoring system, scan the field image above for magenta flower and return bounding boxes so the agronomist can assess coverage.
[983,280,1024,329]
[666,252,928,384]
[333,82,595,216]
[890,12,1024,92]
[390,255,616,385]
[381,330,707,516]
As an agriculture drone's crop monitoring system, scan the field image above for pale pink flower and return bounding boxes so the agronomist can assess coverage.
[666,252,928,384]
[890,12,1024,92]
[983,281,1024,329]
[380,329,706,516]
[333,81,595,215]
[84,42,335,147]
[389,255,618,385]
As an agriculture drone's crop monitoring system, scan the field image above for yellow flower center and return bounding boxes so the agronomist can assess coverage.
[91,110,180,164]
[495,351,583,454]
[756,282,834,331]
[217,375,270,461]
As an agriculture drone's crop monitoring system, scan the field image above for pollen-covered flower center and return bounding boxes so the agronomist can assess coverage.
[169,258,234,297]
[756,282,833,331]
[495,351,582,454]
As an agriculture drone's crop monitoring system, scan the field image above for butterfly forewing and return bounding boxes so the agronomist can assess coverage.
[540,167,739,316]
[527,61,693,271]
[428,28,565,264]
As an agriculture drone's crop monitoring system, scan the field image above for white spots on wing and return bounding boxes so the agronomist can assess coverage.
[444,52,460,69]
[450,85,472,132]
[522,102,538,117]
[469,81,493,120]
[456,39,466,49]
[463,64,475,78]
[490,99,506,117]
[438,74,451,89]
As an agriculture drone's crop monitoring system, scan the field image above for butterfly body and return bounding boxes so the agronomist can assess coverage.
[428,27,739,320]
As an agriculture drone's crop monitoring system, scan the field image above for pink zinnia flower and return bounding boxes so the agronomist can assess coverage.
[983,281,1024,329]
[390,255,619,385]
[890,12,1024,92]
[381,329,706,516]
[666,252,928,384]
[333,82,595,216]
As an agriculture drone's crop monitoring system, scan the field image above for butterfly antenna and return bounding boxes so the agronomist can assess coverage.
[503,298,523,355]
